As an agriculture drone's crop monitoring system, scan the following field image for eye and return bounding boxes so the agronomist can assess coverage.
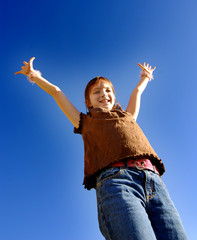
[106,89,111,92]
[94,90,100,94]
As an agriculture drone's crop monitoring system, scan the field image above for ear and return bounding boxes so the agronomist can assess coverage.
[85,99,92,108]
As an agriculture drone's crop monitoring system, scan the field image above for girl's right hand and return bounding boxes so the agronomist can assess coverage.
[15,57,35,76]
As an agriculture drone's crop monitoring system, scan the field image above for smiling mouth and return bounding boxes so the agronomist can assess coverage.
[99,99,110,103]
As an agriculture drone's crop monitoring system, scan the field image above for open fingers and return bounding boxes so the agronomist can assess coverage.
[142,62,149,71]
[138,62,156,71]
[137,63,148,72]
[137,63,143,68]
[149,66,156,71]
[15,57,35,76]
[15,71,22,75]
[15,65,25,75]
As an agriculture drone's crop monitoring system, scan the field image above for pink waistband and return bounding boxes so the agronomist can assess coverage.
[108,158,160,175]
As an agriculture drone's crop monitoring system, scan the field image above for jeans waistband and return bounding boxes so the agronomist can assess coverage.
[108,158,160,175]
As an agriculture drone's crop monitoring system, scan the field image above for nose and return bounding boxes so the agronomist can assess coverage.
[101,89,107,97]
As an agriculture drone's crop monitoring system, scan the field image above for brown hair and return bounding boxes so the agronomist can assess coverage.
[84,76,121,112]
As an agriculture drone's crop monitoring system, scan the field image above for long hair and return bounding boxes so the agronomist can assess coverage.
[84,76,121,112]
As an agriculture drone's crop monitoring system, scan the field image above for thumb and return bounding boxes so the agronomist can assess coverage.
[29,57,35,70]
[137,63,143,69]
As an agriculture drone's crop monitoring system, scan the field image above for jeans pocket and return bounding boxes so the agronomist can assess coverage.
[96,167,124,187]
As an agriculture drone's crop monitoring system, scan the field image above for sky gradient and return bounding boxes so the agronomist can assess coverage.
[1,0,197,239]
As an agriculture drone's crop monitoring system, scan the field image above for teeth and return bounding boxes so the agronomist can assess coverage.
[100,99,110,103]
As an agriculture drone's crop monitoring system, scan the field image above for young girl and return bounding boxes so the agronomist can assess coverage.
[15,58,187,240]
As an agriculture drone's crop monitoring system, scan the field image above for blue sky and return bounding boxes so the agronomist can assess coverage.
[1,0,197,239]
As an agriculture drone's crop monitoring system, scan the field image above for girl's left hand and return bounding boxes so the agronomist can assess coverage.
[15,57,35,76]
[137,62,156,78]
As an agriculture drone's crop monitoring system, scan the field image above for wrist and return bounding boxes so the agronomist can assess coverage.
[27,70,42,83]
[140,71,153,81]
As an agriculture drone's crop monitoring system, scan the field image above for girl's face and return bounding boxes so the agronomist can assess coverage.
[87,80,116,110]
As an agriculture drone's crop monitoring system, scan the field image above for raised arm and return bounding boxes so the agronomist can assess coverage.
[15,57,80,128]
[126,62,156,121]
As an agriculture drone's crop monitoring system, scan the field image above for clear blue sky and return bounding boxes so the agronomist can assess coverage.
[1,0,197,239]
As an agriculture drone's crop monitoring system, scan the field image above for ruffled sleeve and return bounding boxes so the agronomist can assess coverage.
[74,112,85,134]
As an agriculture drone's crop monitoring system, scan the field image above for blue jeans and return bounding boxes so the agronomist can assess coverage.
[96,167,187,240]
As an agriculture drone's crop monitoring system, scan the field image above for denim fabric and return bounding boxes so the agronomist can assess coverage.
[96,167,187,240]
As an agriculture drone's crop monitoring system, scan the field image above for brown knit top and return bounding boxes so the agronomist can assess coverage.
[74,108,165,190]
